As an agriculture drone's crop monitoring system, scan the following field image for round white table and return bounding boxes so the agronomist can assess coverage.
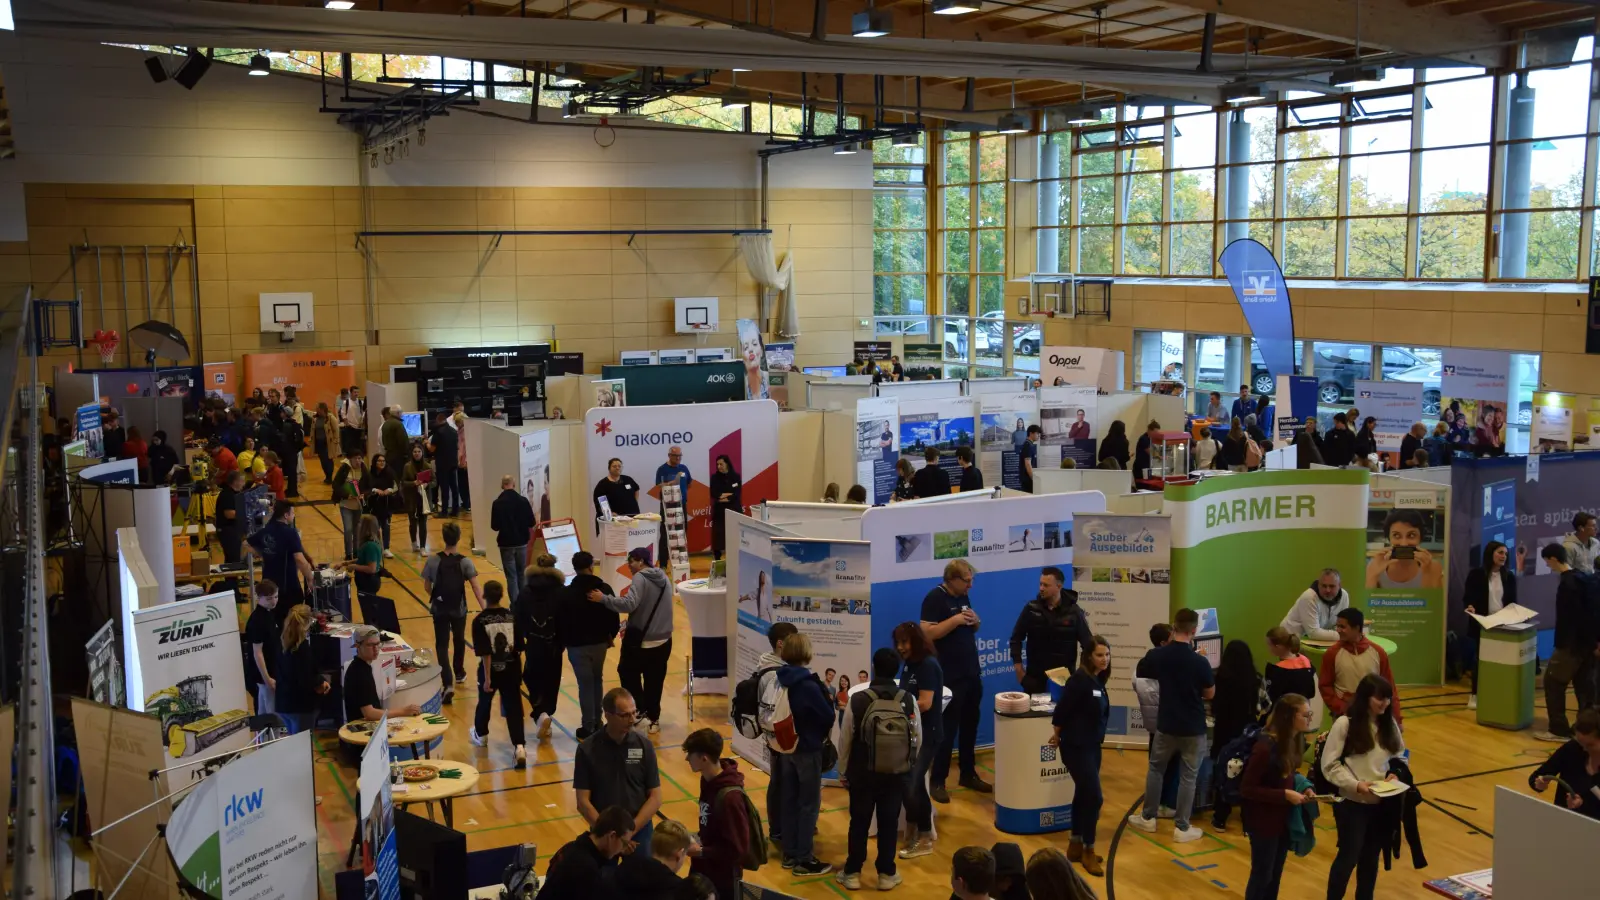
[677,578,729,695]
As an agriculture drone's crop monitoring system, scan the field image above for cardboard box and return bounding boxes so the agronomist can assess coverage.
[189,550,210,577]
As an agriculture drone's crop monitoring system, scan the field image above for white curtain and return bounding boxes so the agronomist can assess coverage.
[739,234,799,339]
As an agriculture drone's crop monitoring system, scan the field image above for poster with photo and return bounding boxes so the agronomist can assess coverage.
[519,430,552,524]
[594,378,627,409]
[1038,385,1098,468]
[729,515,782,771]
[1073,514,1172,746]
[979,393,1039,491]
[898,398,977,488]
[770,537,872,781]
[856,396,900,505]
[1364,484,1450,684]
[360,716,400,900]
[129,593,251,781]
[1532,404,1573,452]
[1355,380,1423,468]
[736,318,769,401]
[1441,348,1511,454]
[76,403,104,458]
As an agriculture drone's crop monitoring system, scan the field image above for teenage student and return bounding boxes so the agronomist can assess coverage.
[835,648,918,892]
[682,728,753,900]
[1529,707,1600,820]
[774,633,835,876]
[894,621,942,861]
[1322,675,1406,900]
[1128,608,1214,843]
[422,522,484,699]
[1262,626,1316,721]
[1239,694,1317,900]
[1210,639,1266,832]
[1049,635,1111,876]
[518,553,566,741]
[469,580,527,768]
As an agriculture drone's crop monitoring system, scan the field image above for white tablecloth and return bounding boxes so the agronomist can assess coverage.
[677,578,729,694]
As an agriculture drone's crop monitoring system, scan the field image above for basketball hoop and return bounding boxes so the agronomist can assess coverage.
[89,329,120,366]
[277,318,298,343]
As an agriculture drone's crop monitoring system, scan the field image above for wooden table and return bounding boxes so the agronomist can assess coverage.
[337,716,452,761]
[175,562,257,586]
[359,759,479,829]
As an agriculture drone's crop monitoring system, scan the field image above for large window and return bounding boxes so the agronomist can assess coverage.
[1035,39,1600,283]
[939,132,1008,364]
[874,137,929,337]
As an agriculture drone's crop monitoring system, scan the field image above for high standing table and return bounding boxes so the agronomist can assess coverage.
[993,707,1076,834]
[677,578,729,704]
[1477,623,1536,730]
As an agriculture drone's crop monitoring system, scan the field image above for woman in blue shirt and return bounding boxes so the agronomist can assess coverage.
[1050,635,1112,877]
[894,621,943,861]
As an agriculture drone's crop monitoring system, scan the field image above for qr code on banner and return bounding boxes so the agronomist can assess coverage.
[1040,811,1057,827]
[1040,745,1058,763]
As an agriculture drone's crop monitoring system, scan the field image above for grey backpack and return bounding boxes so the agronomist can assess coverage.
[861,688,915,775]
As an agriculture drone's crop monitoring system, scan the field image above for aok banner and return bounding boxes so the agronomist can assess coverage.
[584,399,779,552]
[1168,469,1370,663]
[598,361,747,406]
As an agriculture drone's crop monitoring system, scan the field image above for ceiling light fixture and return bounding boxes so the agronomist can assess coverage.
[248,54,270,76]
[144,56,168,83]
[324,1,356,8]
[852,4,891,38]
[549,63,585,87]
[996,112,1029,134]
[1222,82,1268,104]
[1330,65,1385,86]
[933,0,982,14]
[722,87,752,110]
[732,67,752,73]
[891,130,920,148]
[562,100,584,119]
[834,142,859,155]
[1062,104,1100,125]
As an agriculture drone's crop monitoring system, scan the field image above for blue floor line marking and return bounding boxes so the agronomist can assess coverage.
[1194,863,1217,870]
[1171,859,1196,871]
[1211,879,1228,889]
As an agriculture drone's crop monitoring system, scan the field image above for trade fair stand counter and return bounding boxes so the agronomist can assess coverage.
[993,703,1078,835]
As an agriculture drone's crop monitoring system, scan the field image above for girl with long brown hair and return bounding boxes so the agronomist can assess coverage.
[275,604,329,734]
[1322,675,1405,900]
[1239,694,1316,900]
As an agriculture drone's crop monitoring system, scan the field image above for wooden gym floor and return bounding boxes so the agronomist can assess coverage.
[285,474,1534,899]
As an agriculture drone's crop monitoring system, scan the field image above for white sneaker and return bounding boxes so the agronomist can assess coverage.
[467,727,485,747]
[1533,730,1567,743]
[1127,814,1157,833]
[1466,695,1478,710]
[835,872,861,891]
[648,719,661,735]
[1156,805,1177,819]
[1173,825,1205,843]
[383,549,395,559]
[877,872,902,891]
[537,715,553,740]
[514,745,527,769]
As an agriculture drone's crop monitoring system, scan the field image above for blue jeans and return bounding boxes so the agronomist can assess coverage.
[631,821,654,861]
[1245,830,1290,900]
[780,749,823,862]
[499,545,527,600]
[339,505,361,558]
[1142,732,1205,831]
[567,644,609,732]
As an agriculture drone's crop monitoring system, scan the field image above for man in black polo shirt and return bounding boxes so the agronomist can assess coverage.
[343,625,420,723]
[537,805,634,899]
[919,559,991,802]
[1127,607,1213,843]
[574,687,664,858]
[955,447,983,492]
[911,447,951,498]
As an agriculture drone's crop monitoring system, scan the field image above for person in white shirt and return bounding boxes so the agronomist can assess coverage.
[1321,674,1405,900]
[337,386,366,458]
[1280,569,1351,642]
[1561,512,1598,574]
[1192,426,1220,470]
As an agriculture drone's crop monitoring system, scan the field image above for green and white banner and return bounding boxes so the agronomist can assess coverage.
[1364,478,1450,684]
[1168,470,1370,662]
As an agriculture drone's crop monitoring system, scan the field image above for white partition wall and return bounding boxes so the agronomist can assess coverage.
[807,380,874,411]
[472,419,587,556]
[760,501,867,541]
[1034,467,1133,499]
[965,376,1032,396]
[1494,786,1600,896]
[365,380,419,462]
[103,487,176,610]
[876,379,963,400]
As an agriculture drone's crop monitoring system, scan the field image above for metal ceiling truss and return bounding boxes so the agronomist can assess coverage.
[545,65,718,117]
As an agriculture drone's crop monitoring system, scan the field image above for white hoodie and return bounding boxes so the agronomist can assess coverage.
[1281,586,1350,642]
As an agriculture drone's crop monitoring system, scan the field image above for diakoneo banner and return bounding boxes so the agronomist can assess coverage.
[598,362,746,406]
[1364,480,1449,684]
[899,397,977,488]
[1072,513,1172,746]
[519,430,552,523]
[1041,347,1122,393]
[1168,470,1370,665]
[862,490,1108,747]
[1441,348,1511,455]
[359,717,400,900]
[585,399,779,552]
[855,396,900,505]
[129,594,251,769]
[1038,386,1098,469]
[166,731,318,899]
[1355,380,1424,468]
[241,350,356,412]
[979,393,1039,490]
[770,537,873,781]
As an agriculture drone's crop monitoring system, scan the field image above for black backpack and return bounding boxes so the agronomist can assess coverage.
[1217,726,1264,805]
[1310,729,1342,796]
[430,554,468,619]
[733,665,781,739]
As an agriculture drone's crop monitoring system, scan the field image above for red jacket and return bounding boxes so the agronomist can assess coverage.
[690,758,751,893]
[264,466,286,501]
[1318,638,1402,722]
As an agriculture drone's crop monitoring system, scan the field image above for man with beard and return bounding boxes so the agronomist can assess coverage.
[1008,567,1094,694]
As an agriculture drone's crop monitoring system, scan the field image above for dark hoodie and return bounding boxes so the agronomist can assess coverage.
[518,564,566,650]
[690,759,751,894]
[990,841,1030,900]
[599,854,689,900]
[562,572,620,649]
[490,487,534,548]
[1008,591,1093,687]
[775,665,834,753]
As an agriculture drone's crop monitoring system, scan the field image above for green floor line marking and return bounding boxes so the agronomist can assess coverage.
[1125,827,1233,857]
[324,760,354,809]
[658,767,697,801]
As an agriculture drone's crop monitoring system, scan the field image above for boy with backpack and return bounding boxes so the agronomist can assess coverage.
[470,580,526,768]
[834,648,919,891]
[422,522,484,702]
[682,728,758,900]
[731,622,797,854]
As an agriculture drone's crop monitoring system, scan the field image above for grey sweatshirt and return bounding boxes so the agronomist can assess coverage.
[602,566,675,643]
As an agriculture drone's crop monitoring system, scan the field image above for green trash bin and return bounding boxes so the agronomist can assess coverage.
[1477,623,1537,730]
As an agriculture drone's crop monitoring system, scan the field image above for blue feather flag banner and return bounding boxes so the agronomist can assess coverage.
[1220,239,1296,380]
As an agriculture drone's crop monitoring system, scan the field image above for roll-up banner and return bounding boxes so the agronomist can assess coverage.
[1364,480,1449,684]
[129,593,252,773]
[359,717,400,900]
[1038,386,1098,469]
[861,490,1108,747]
[729,514,782,771]
[899,397,977,485]
[1072,514,1172,746]
[71,698,178,900]
[1355,380,1424,468]
[240,350,356,412]
[599,362,747,406]
[855,397,900,506]
[584,400,779,552]
[979,393,1039,490]
[771,537,873,782]
[202,361,236,405]
[1220,239,1296,382]
[519,430,552,524]
[86,620,124,706]
[165,731,319,899]
[1273,375,1321,444]
[1168,470,1370,665]
[736,318,769,402]
[1441,348,1511,454]
[76,403,104,458]
[1532,402,1574,452]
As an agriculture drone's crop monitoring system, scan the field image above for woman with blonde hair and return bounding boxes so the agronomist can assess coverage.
[452,410,472,514]
[276,604,329,734]
[340,514,385,601]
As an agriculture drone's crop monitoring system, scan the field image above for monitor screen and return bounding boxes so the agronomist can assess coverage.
[1194,635,1223,670]
[803,366,850,377]
[401,412,423,438]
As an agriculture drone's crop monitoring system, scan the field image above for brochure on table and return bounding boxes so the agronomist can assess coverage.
[1072,513,1172,746]
[861,490,1108,748]
[166,731,318,899]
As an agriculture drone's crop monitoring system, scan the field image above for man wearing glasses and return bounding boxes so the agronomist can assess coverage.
[344,625,421,723]
[920,559,992,803]
[574,687,664,859]
[655,445,692,563]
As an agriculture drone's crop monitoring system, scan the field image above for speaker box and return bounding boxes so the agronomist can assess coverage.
[174,49,212,90]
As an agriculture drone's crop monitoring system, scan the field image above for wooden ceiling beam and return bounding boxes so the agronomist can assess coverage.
[1151,0,1507,64]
